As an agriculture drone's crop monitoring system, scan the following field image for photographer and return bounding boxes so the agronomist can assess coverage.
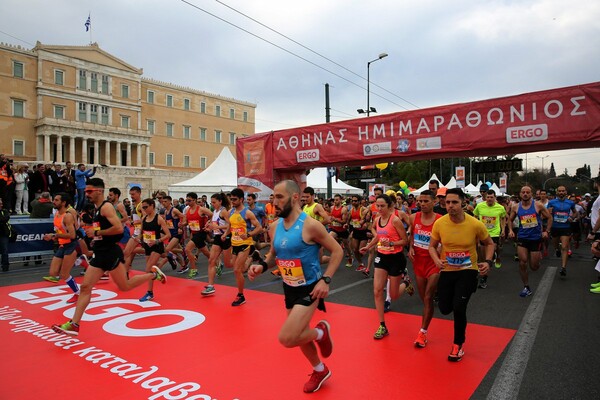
[0,155,15,213]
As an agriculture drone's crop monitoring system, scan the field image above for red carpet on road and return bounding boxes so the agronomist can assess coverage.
[0,275,515,399]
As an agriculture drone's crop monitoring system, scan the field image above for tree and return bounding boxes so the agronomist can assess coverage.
[548,162,556,178]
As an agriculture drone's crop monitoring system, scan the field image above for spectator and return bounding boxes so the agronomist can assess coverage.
[30,164,49,199]
[74,163,97,211]
[48,163,63,196]
[14,163,30,214]
[0,197,10,272]
[30,192,53,218]
[0,154,15,213]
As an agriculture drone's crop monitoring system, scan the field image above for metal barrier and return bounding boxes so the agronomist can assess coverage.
[8,217,55,262]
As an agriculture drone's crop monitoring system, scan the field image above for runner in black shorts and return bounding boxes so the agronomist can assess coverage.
[52,178,167,336]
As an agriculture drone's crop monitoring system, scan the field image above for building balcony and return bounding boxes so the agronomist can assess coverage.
[35,117,152,141]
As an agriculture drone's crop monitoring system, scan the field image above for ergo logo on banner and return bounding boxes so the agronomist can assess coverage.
[9,286,206,337]
[296,149,320,162]
[506,124,548,143]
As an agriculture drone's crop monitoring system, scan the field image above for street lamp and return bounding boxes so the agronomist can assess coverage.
[357,52,388,117]
[536,155,549,175]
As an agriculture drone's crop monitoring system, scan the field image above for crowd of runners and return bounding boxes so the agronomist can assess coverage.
[6,174,599,394]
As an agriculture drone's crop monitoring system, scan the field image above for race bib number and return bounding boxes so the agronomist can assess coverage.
[554,211,569,224]
[189,220,200,231]
[232,227,244,242]
[166,219,174,229]
[276,258,306,287]
[481,216,497,230]
[92,221,102,241]
[351,220,361,228]
[520,213,538,229]
[377,238,394,252]
[331,219,342,227]
[413,231,431,250]
[445,251,472,268]
[143,230,156,244]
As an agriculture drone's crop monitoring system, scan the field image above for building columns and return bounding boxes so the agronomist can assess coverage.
[94,139,99,165]
[126,142,132,167]
[136,143,142,167]
[116,142,122,167]
[145,145,150,168]
[43,134,51,162]
[69,136,75,163]
[105,140,111,166]
[81,138,88,164]
[56,135,63,163]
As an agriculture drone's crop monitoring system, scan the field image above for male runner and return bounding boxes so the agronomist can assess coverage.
[156,195,186,271]
[365,186,384,276]
[329,194,352,267]
[408,190,442,347]
[473,189,506,288]
[547,185,578,277]
[181,192,212,276]
[123,185,145,270]
[302,186,331,226]
[349,195,369,272]
[202,192,231,296]
[228,188,262,306]
[247,180,342,393]
[429,188,494,362]
[52,178,166,336]
[42,193,80,303]
[246,193,268,250]
[509,186,553,297]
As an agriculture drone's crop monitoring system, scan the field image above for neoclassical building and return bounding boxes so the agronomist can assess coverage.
[0,41,256,189]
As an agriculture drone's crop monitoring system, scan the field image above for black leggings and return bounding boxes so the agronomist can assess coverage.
[437,269,478,345]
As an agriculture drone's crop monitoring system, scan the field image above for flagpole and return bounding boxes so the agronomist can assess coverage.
[89,12,92,44]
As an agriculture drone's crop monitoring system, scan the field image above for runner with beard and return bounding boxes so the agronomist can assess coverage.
[547,186,579,277]
[248,180,342,393]
[329,194,352,268]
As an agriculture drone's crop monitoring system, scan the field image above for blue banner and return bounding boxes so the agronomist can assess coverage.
[8,218,55,257]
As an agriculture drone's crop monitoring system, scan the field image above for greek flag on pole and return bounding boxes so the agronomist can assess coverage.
[85,14,91,32]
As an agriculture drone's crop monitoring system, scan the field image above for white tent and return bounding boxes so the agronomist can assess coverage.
[464,183,478,195]
[307,168,363,196]
[411,173,443,194]
[168,147,238,199]
[445,176,457,189]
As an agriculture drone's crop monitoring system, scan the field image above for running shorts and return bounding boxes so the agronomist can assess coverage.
[283,280,326,312]
[374,251,407,277]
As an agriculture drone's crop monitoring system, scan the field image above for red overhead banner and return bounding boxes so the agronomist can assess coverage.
[236,131,274,200]
[267,82,600,169]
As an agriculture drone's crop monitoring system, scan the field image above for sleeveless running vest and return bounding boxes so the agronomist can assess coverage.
[53,211,73,245]
[93,201,123,246]
[165,206,180,235]
[142,213,162,245]
[230,207,253,246]
[376,215,403,254]
[412,212,441,258]
[517,202,542,240]
[303,203,323,222]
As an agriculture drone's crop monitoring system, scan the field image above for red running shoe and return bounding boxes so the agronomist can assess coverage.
[303,365,331,393]
[66,293,79,304]
[315,320,333,358]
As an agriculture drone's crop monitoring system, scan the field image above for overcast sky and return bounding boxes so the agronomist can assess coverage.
[2,0,599,177]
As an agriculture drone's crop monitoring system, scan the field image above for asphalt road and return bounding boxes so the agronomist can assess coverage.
[2,239,599,399]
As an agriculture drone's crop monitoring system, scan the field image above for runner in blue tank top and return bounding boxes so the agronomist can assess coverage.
[547,185,579,277]
[509,186,553,297]
[247,180,343,394]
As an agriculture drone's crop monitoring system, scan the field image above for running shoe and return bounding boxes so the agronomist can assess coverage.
[139,292,154,302]
[384,300,391,313]
[556,249,561,257]
[167,252,178,270]
[567,249,572,257]
[231,293,246,306]
[188,268,198,279]
[251,249,262,262]
[43,276,59,283]
[478,277,488,289]
[356,264,366,272]
[414,331,428,348]
[403,274,415,296]
[303,365,331,393]
[590,281,600,288]
[201,285,215,296]
[590,286,600,294]
[362,268,370,278]
[345,257,353,268]
[152,265,167,284]
[519,286,532,297]
[448,344,464,362]
[66,293,79,304]
[494,259,502,269]
[216,262,223,278]
[78,254,90,270]
[513,254,519,261]
[177,266,190,274]
[315,320,333,358]
[52,321,79,336]
[100,272,110,281]
[373,325,389,340]
[559,268,566,277]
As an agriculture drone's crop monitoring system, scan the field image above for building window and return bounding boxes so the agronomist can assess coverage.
[90,104,98,123]
[149,152,155,166]
[91,73,98,92]
[101,106,109,125]
[101,75,109,93]
[229,108,235,119]
[121,115,130,128]
[200,128,206,141]
[166,154,173,167]
[184,155,190,168]
[184,98,190,110]
[13,140,24,156]
[54,105,65,119]
[147,90,154,104]
[183,126,190,139]
[54,70,64,86]
[200,102,206,113]
[121,84,129,99]
[79,70,87,90]
[13,61,24,78]
[215,130,221,143]
[147,120,155,134]
[229,132,236,144]
[166,95,173,107]
[243,111,248,122]
[200,156,207,169]
[78,102,86,121]
[12,99,24,117]
[215,105,221,117]
[166,123,174,137]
